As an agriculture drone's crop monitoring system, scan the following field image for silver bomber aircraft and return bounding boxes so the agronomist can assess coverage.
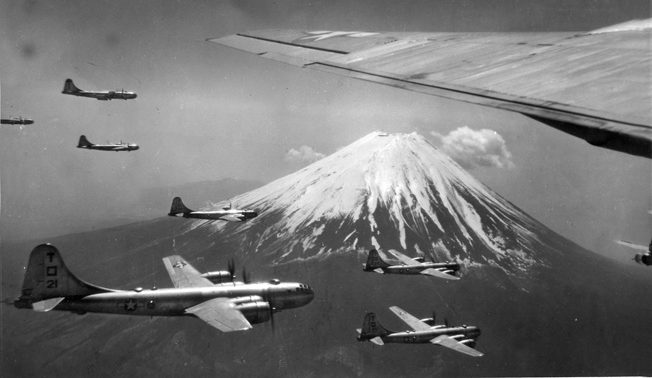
[77,135,139,152]
[62,78,137,100]
[1,116,34,125]
[362,249,460,280]
[13,244,314,332]
[168,197,258,222]
[356,306,483,357]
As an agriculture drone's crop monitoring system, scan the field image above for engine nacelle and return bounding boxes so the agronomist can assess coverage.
[236,301,271,324]
[200,270,233,284]
[459,338,476,347]
[635,253,652,266]
[413,256,425,263]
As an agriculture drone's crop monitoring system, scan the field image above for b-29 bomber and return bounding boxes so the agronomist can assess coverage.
[168,197,258,222]
[62,78,137,101]
[363,249,460,280]
[77,135,139,152]
[357,306,483,357]
[14,244,314,332]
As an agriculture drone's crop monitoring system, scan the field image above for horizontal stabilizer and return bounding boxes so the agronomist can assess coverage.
[32,297,65,312]
[370,336,384,346]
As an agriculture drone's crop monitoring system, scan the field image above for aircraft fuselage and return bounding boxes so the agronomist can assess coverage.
[18,282,313,318]
[181,209,258,221]
[1,117,34,125]
[374,262,459,275]
[375,326,480,344]
[69,90,137,101]
[78,144,139,152]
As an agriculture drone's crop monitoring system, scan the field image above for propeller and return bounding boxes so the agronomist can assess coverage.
[263,287,276,333]
[444,317,450,328]
[227,258,235,281]
[241,267,250,284]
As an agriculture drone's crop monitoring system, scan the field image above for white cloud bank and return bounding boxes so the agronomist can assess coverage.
[284,145,325,164]
[431,126,515,170]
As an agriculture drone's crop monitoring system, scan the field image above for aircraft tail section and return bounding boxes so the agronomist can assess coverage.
[62,78,81,93]
[77,135,93,148]
[168,197,192,216]
[14,244,110,310]
[363,249,390,271]
[357,312,391,343]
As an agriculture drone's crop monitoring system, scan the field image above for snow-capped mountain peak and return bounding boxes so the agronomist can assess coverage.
[198,131,549,273]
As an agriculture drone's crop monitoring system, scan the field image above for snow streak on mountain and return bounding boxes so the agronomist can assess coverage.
[195,132,553,273]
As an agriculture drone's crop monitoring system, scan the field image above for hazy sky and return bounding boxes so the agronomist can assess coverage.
[1,0,650,262]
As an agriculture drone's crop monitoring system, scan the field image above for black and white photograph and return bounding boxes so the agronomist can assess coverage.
[1,0,651,376]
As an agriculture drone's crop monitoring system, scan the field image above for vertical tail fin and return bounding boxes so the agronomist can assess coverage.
[357,312,391,343]
[77,135,92,148]
[168,197,192,216]
[14,244,109,309]
[62,78,81,93]
[363,249,390,271]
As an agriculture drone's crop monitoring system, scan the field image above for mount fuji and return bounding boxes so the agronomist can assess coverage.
[2,132,651,377]
[185,132,566,273]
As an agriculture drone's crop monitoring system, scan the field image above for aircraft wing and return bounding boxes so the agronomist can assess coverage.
[210,22,652,158]
[387,249,421,266]
[162,255,214,288]
[420,268,460,280]
[431,335,484,357]
[389,305,431,332]
[185,297,253,332]
[615,239,649,252]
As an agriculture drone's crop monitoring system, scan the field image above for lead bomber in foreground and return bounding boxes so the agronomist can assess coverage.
[14,244,314,332]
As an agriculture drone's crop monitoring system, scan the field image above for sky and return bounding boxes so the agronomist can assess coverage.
[0,0,650,263]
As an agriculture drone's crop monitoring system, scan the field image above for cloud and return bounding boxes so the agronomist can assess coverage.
[431,126,514,169]
[284,145,326,164]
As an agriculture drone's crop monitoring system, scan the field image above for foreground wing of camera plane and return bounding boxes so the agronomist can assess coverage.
[211,19,652,158]
[62,78,137,100]
[356,306,483,357]
[77,135,139,152]
[168,197,258,222]
[13,244,314,332]
[363,249,460,280]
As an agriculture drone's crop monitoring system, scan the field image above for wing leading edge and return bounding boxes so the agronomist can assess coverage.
[162,255,214,288]
[210,23,652,158]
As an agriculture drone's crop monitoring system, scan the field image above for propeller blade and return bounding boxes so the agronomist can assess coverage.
[432,311,436,326]
[444,318,449,328]
[228,259,235,280]
[242,268,250,284]
[269,306,275,333]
